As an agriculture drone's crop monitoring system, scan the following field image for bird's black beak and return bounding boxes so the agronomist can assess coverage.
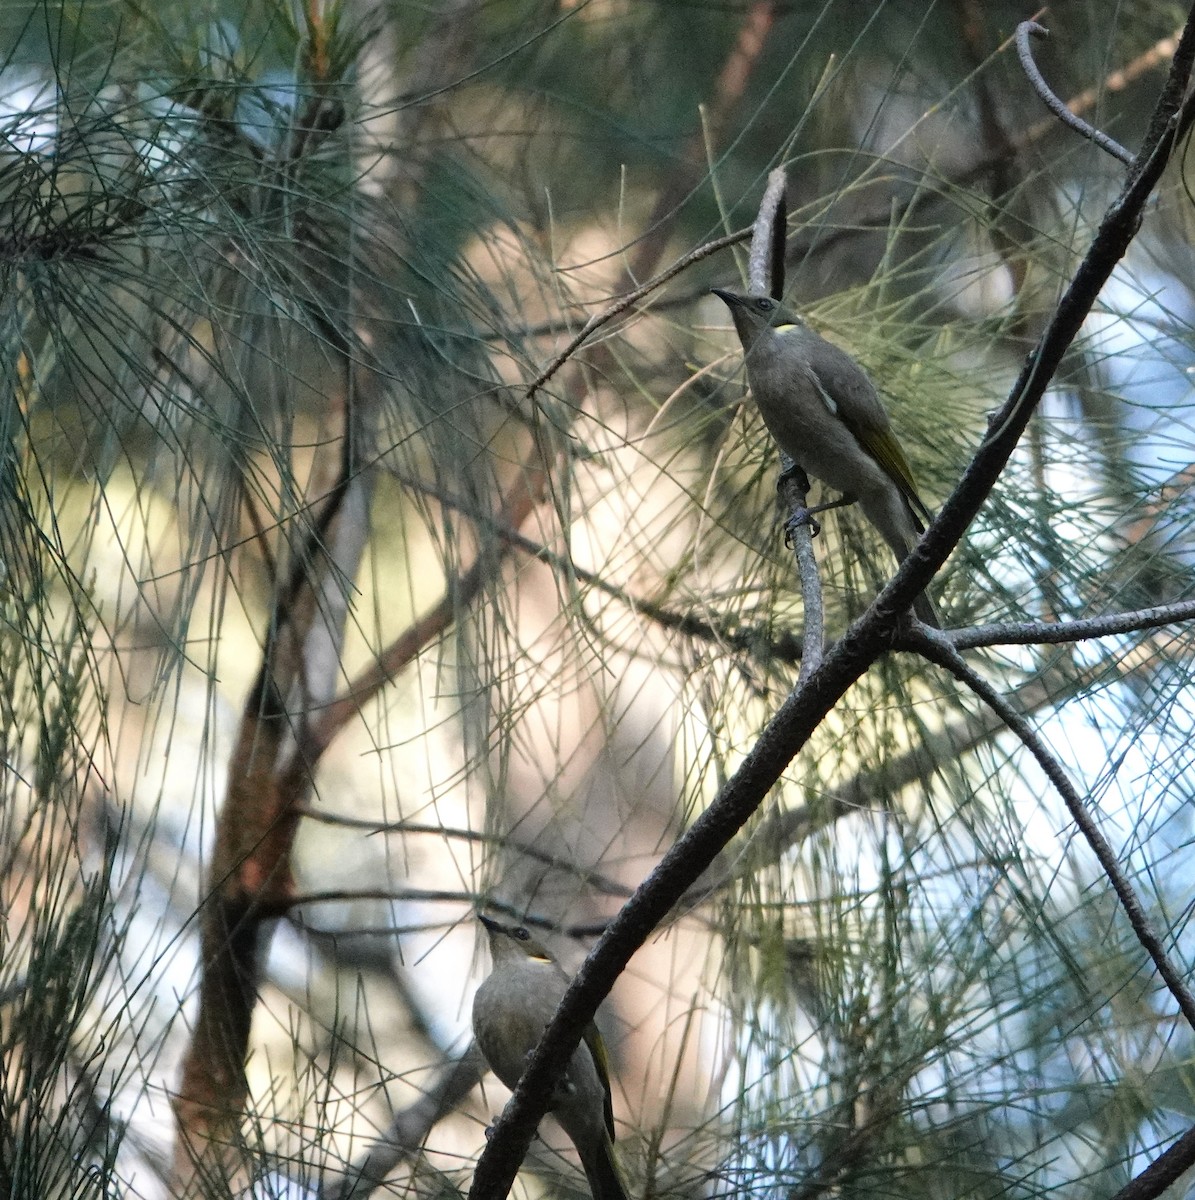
[710,286,741,308]
[478,913,503,934]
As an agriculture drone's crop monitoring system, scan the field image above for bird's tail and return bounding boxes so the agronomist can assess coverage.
[864,492,942,629]
[582,1135,630,1200]
[900,502,942,628]
[873,531,942,628]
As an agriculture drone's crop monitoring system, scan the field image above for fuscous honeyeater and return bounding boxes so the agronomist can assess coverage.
[712,287,940,627]
[472,914,629,1200]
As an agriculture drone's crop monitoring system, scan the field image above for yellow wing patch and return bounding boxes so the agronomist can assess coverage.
[583,1022,617,1139]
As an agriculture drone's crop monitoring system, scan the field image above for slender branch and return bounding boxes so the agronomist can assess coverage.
[295,810,635,900]
[944,596,1195,651]
[747,167,789,297]
[172,333,372,1192]
[285,888,633,923]
[910,628,1195,1036]
[525,228,750,400]
[779,466,825,681]
[1105,1120,1195,1200]
[286,886,481,909]
[382,465,807,666]
[304,465,546,759]
[1016,22,1135,165]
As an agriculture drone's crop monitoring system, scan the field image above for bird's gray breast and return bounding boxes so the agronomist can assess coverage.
[744,332,892,499]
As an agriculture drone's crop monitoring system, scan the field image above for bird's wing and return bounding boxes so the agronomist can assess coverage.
[582,1022,617,1140]
[807,343,933,527]
[854,425,932,530]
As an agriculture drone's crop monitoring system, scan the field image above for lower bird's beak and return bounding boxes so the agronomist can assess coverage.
[710,286,740,308]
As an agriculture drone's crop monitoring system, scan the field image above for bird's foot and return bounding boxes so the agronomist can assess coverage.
[784,507,821,547]
[782,492,859,546]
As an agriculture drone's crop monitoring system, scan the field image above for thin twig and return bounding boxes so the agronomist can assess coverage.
[525,228,750,400]
[747,167,788,296]
[320,1047,488,1200]
[1016,21,1135,165]
[911,628,1195,1036]
[304,466,546,759]
[382,465,807,664]
[779,465,825,681]
[293,811,635,900]
[944,595,1195,650]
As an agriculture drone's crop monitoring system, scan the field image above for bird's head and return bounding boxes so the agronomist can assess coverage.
[479,913,556,965]
[711,287,803,349]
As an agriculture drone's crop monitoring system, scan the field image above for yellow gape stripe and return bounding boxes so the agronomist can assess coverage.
[774,323,798,333]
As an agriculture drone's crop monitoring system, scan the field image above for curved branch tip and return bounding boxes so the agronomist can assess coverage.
[1016,20,1135,166]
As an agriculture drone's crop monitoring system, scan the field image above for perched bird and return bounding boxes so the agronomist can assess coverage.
[472,914,629,1200]
[712,287,940,627]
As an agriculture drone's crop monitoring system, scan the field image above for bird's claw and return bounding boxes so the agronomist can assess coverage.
[784,507,821,547]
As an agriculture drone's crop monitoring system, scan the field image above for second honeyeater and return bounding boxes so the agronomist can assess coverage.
[712,287,941,627]
[472,914,629,1200]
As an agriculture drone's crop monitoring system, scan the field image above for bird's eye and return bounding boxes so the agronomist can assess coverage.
[755,299,773,312]
[514,927,531,941]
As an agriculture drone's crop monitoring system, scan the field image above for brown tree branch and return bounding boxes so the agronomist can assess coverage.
[171,339,372,1193]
